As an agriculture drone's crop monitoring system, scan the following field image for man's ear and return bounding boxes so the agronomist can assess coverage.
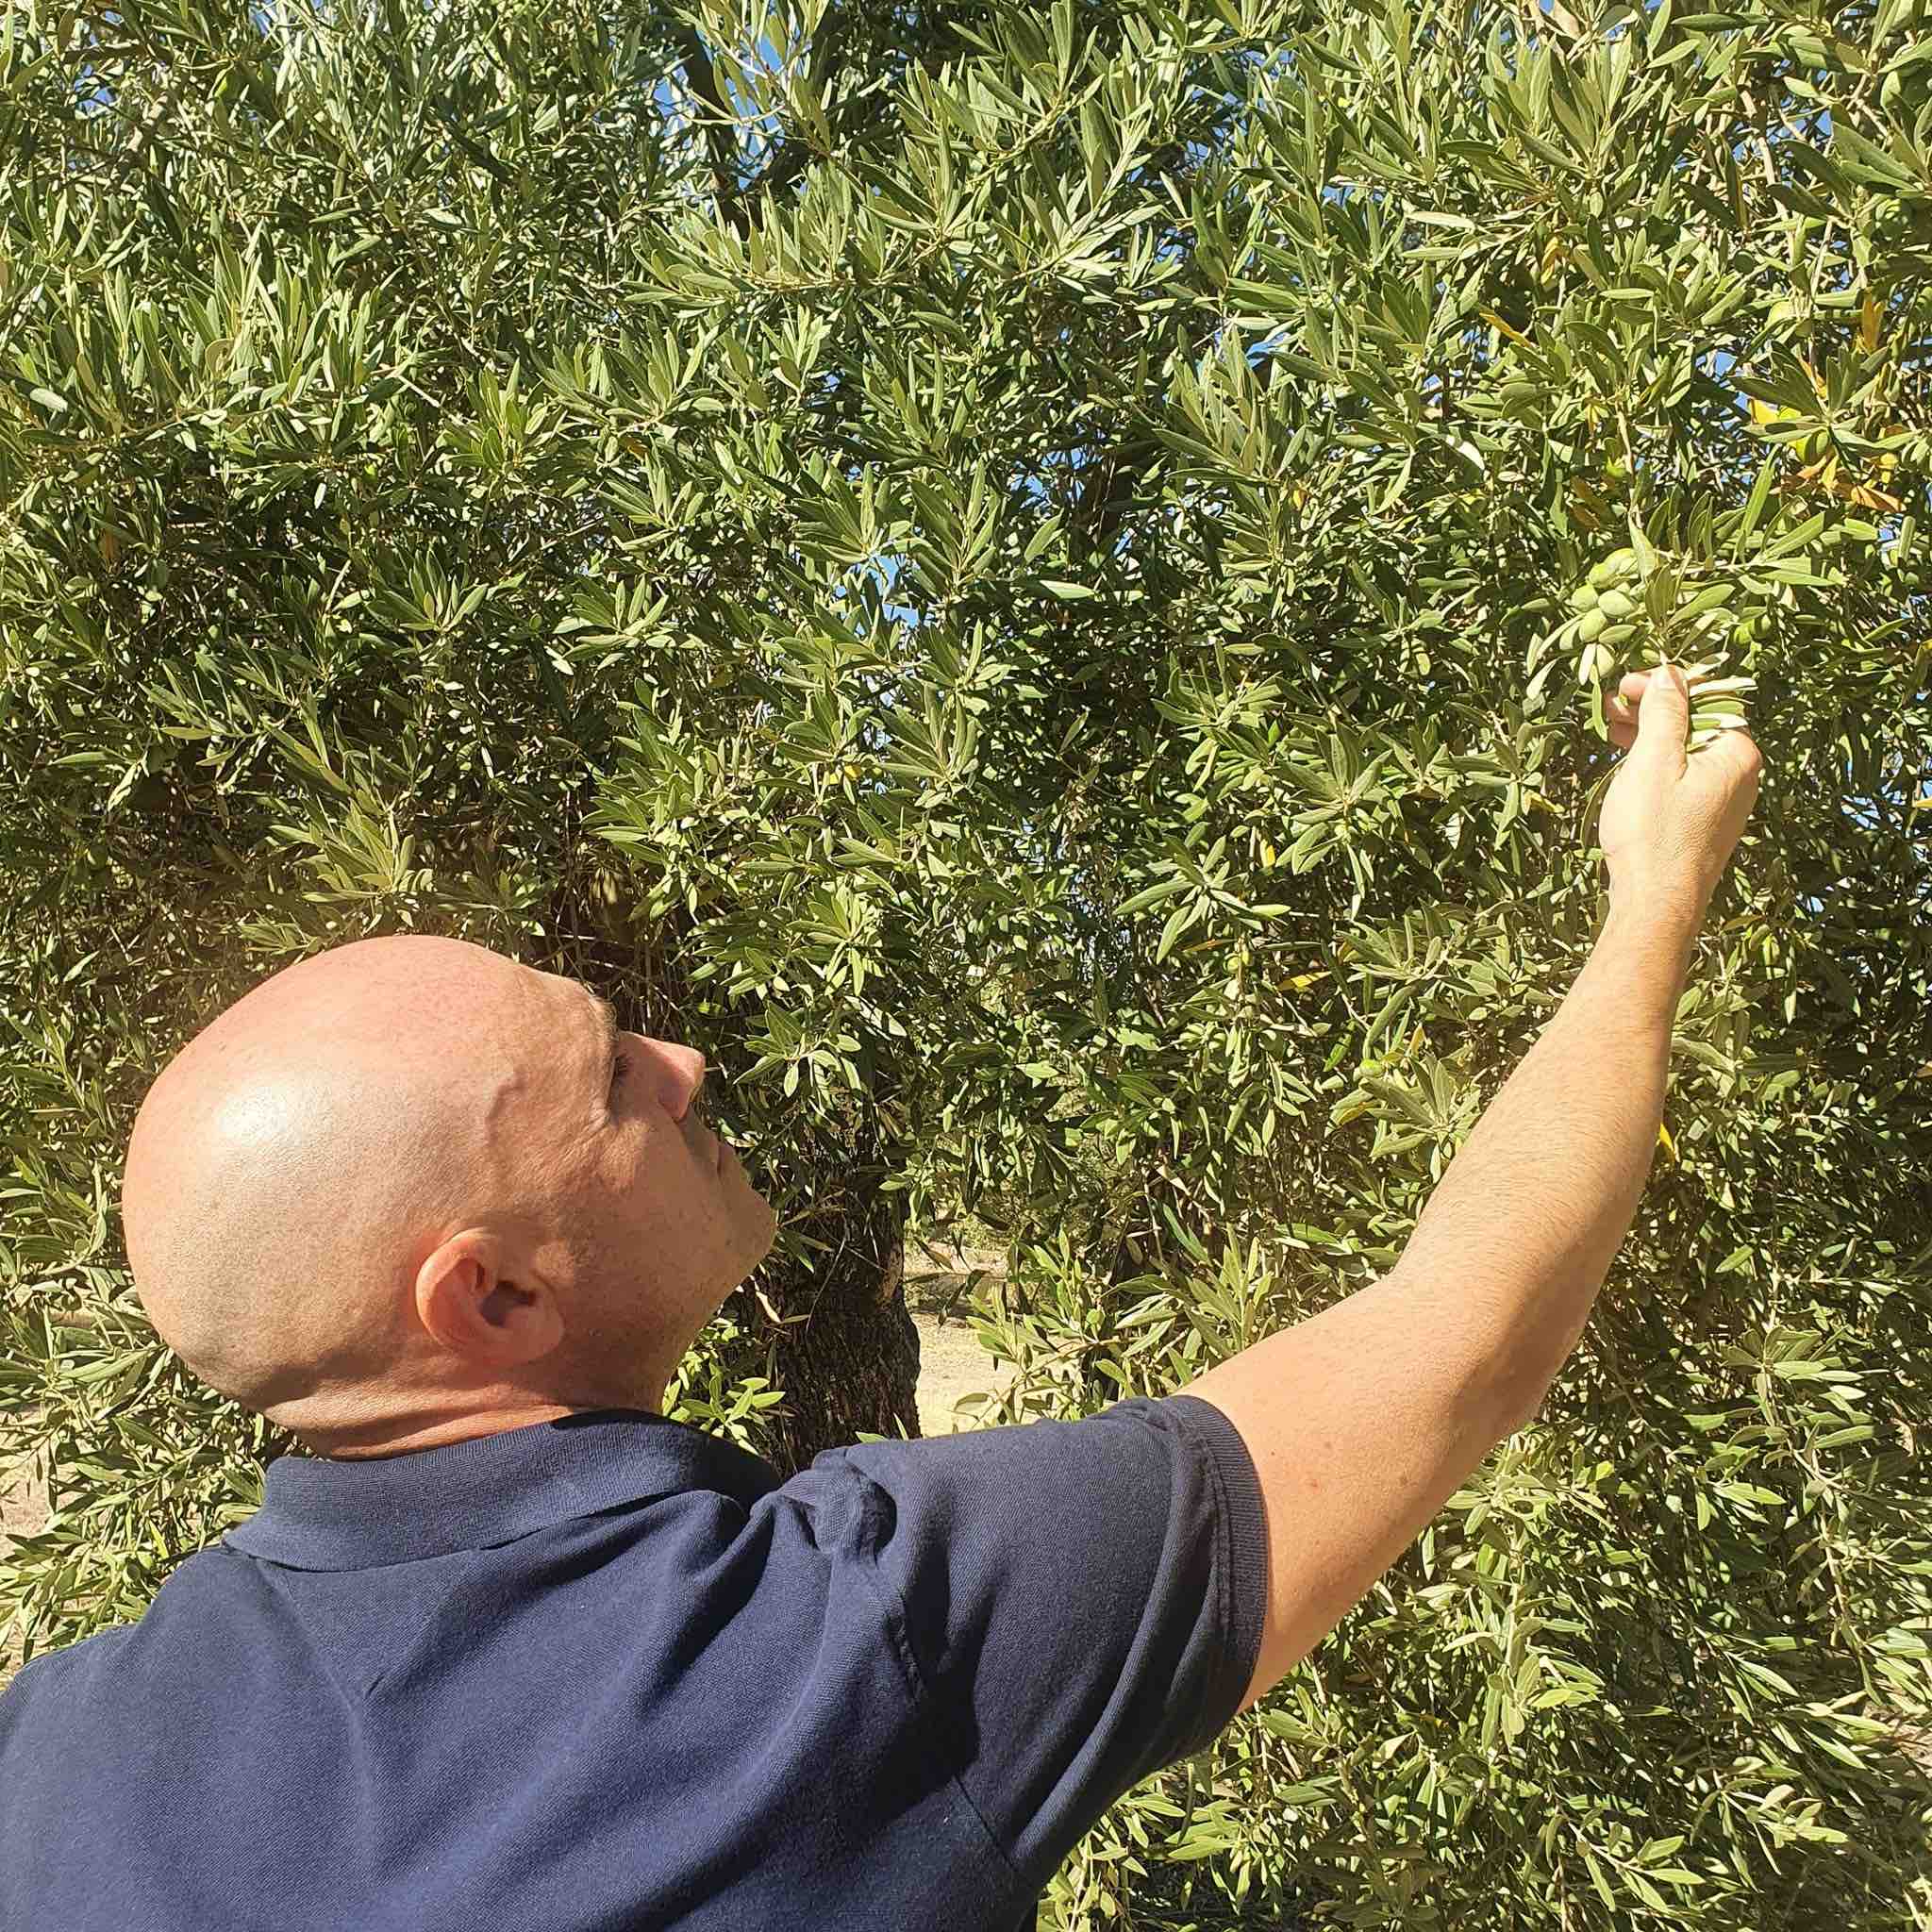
[414,1228,565,1365]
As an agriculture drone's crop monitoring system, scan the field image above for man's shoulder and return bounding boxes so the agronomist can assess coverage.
[1,1617,136,1718]
[1,1545,234,1716]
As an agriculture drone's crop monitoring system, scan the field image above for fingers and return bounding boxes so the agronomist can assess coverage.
[1605,670,1763,782]
[1630,661,1690,774]
[1688,719,1764,804]
[1605,672,1646,746]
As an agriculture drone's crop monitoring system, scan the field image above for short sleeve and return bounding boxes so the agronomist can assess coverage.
[791,1392,1267,1888]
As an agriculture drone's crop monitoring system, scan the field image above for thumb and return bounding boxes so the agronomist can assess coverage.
[1633,659,1689,774]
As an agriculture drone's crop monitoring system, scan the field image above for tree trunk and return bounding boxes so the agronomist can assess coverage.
[750,1159,922,1476]
[544,873,922,1478]
[741,892,924,1474]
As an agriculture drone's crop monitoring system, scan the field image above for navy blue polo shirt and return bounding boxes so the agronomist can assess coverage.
[1,1393,1265,1929]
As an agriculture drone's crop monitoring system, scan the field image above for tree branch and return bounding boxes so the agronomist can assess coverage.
[670,25,750,242]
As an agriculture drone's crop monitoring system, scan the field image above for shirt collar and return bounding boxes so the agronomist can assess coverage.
[221,1409,782,1571]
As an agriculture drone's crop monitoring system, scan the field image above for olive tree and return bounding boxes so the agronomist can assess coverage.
[4,0,1931,1926]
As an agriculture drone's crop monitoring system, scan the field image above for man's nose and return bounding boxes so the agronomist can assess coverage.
[649,1040,708,1122]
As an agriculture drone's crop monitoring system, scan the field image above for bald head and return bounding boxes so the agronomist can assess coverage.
[122,936,772,1458]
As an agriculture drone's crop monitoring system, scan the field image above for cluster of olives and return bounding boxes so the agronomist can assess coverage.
[1552,545,1759,753]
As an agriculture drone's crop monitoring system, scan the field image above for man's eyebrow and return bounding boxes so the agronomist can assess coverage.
[585,990,620,1090]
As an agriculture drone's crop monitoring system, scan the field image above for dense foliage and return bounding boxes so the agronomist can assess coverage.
[4,0,1930,1924]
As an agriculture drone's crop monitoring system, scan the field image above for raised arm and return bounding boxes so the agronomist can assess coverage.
[1174,665,1762,1714]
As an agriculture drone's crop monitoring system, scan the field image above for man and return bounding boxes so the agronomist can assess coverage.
[0,666,1757,1928]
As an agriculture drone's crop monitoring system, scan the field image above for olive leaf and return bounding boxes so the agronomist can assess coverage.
[3,4,1928,1927]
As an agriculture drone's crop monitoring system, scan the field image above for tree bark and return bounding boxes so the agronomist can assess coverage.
[544,873,923,1478]
[749,1157,922,1476]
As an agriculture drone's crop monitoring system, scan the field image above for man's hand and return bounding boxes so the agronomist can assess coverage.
[1601,664,1762,928]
